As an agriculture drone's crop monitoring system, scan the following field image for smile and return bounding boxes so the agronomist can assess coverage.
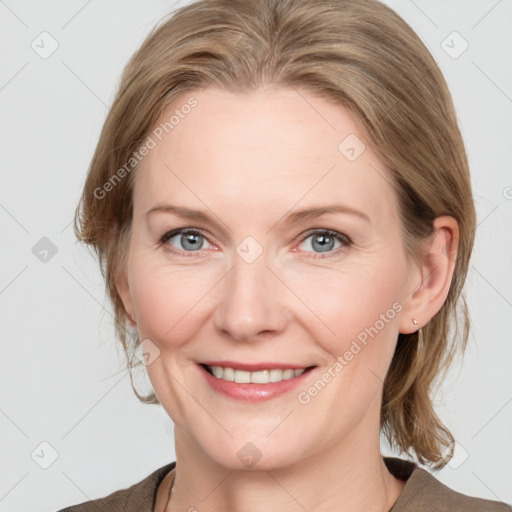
[198,362,317,402]
[205,365,307,384]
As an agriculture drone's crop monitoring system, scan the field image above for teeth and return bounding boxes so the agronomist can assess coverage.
[223,367,235,381]
[207,365,306,384]
[235,370,251,383]
[251,370,269,384]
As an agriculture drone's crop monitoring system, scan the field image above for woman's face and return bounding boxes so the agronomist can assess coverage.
[117,87,420,469]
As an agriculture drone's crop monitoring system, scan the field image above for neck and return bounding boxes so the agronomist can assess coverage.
[166,418,405,512]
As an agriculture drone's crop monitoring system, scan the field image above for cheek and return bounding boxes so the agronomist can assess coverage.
[129,261,219,345]
[289,259,405,366]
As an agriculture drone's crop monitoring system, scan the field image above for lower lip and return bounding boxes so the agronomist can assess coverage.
[198,364,316,402]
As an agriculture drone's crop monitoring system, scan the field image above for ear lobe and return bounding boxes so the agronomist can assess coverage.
[398,216,459,334]
[115,268,137,327]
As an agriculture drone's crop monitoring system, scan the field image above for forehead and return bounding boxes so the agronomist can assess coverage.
[133,87,398,226]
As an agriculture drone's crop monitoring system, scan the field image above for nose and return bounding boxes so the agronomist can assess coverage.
[213,248,289,342]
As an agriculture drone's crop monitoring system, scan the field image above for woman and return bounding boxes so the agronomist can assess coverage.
[58,0,510,510]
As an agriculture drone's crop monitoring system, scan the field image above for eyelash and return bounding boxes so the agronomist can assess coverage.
[159,228,352,259]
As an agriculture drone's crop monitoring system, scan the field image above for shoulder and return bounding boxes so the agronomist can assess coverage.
[56,462,175,512]
[403,466,511,511]
[385,457,512,512]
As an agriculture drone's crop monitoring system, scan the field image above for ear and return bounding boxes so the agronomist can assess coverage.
[115,267,137,327]
[398,216,459,334]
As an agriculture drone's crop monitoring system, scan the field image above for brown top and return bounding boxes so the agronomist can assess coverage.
[57,457,511,511]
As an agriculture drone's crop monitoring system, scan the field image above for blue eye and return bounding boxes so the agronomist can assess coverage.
[296,229,351,259]
[159,228,351,258]
[160,228,212,256]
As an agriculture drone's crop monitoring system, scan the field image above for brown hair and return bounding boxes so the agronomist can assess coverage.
[74,0,476,469]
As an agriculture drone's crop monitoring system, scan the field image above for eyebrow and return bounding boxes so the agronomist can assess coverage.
[145,203,371,228]
[284,205,371,224]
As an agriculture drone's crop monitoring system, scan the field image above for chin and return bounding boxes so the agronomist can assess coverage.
[199,435,307,472]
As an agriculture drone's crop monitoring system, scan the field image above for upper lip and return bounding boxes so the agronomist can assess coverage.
[199,361,315,372]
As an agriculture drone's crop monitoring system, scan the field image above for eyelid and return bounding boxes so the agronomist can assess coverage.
[294,228,352,245]
[160,227,210,244]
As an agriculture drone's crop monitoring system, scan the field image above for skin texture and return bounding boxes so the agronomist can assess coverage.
[116,86,459,512]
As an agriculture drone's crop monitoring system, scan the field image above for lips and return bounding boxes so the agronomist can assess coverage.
[198,362,317,402]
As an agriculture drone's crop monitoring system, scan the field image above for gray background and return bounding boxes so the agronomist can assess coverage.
[0,1,511,510]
